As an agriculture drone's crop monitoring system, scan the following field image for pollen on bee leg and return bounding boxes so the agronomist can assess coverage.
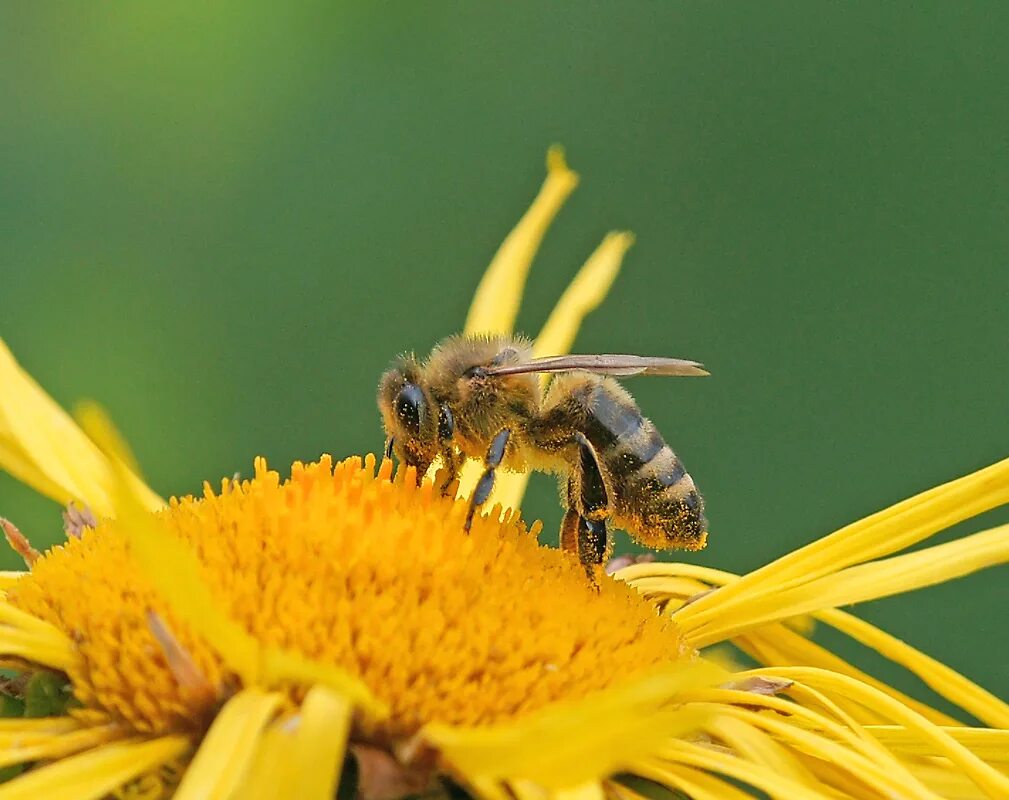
[1,517,40,566]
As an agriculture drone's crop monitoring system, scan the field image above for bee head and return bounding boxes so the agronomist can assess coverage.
[377,357,439,477]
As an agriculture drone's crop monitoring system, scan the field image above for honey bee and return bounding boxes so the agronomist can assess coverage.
[378,334,709,578]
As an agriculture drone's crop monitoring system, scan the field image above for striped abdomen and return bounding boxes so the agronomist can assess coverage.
[582,379,707,551]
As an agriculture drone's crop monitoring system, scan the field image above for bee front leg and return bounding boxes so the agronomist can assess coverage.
[435,447,464,497]
[464,429,511,532]
[434,402,461,496]
[571,433,612,583]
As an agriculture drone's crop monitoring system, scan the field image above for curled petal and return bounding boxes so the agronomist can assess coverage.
[173,689,282,800]
[478,231,635,511]
[533,232,635,363]
[0,339,163,517]
[677,456,1009,640]
[465,147,579,337]
[0,735,189,800]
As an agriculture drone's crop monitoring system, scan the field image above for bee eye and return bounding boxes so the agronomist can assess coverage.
[395,383,425,435]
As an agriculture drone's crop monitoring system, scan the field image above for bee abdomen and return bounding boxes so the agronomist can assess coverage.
[584,384,707,550]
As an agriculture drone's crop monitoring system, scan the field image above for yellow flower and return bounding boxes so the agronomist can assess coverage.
[0,148,1008,800]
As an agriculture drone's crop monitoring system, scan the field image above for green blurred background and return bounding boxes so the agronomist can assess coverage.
[2,4,1007,705]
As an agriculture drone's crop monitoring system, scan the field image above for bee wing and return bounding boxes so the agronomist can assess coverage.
[484,354,709,378]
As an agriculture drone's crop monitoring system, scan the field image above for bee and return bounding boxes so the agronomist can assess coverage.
[378,334,709,578]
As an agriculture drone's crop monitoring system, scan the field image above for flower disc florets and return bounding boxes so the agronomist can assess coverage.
[7,456,691,742]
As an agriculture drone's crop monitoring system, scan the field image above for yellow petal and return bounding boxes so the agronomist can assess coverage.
[0,717,81,734]
[618,562,968,726]
[902,761,991,799]
[242,713,308,800]
[481,231,635,511]
[734,621,959,726]
[74,400,144,478]
[657,739,838,800]
[424,662,721,791]
[0,735,189,800]
[464,146,579,337]
[0,439,72,509]
[260,646,388,721]
[533,231,634,362]
[240,686,380,800]
[788,753,901,800]
[703,714,818,785]
[0,339,163,516]
[685,522,1009,647]
[285,686,353,799]
[635,762,756,800]
[676,456,1009,641]
[0,724,121,769]
[684,685,925,793]
[748,667,1009,798]
[0,593,71,636]
[616,560,738,587]
[819,609,1009,729]
[0,597,78,672]
[693,700,934,799]
[456,152,631,512]
[241,686,354,800]
[173,689,282,800]
[554,781,606,800]
[867,725,1009,763]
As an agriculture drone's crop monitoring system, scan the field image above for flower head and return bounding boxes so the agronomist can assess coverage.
[8,455,693,743]
[0,150,1008,800]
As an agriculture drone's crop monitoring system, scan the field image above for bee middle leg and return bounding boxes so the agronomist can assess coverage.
[464,429,511,531]
[560,433,612,582]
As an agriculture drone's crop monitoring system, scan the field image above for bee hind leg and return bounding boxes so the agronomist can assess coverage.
[464,429,511,532]
[561,511,609,587]
[560,434,612,585]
